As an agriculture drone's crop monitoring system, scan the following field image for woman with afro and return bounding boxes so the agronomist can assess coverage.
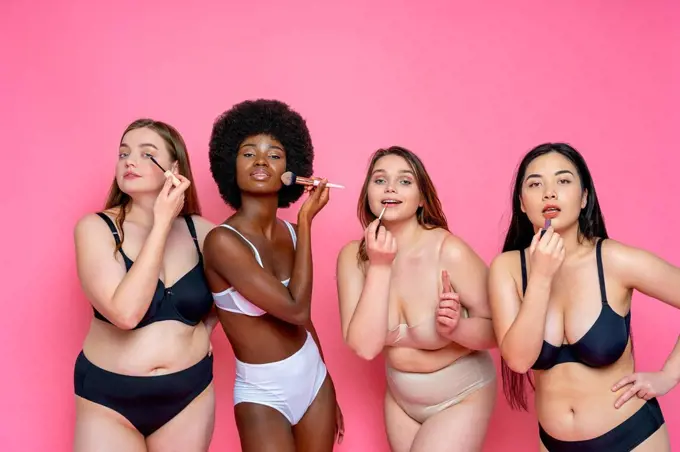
[203,99,344,451]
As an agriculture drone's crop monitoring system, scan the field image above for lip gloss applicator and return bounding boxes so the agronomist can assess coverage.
[375,205,387,239]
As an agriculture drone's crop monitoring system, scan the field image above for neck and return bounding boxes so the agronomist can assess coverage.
[238,194,280,238]
[126,194,158,228]
[383,215,422,251]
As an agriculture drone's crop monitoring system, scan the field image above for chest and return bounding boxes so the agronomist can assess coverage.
[388,249,442,324]
[532,262,630,345]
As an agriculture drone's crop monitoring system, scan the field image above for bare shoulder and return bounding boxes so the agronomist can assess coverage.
[189,213,216,237]
[190,214,217,230]
[337,240,364,272]
[437,230,483,264]
[338,240,361,260]
[489,249,521,273]
[74,212,113,239]
[599,237,649,273]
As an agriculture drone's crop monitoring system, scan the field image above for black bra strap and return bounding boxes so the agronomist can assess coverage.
[596,238,608,303]
[184,215,201,255]
[519,249,527,295]
[96,212,121,245]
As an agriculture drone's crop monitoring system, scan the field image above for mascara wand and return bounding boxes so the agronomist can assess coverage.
[149,156,181,187]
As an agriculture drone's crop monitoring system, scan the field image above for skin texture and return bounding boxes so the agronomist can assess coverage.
[73,126,217,452]
[489,151,680,450]
[337,154,497,451]
[203,134,343,451]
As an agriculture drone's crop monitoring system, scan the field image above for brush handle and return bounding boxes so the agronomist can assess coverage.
[310,179,344,189]
[164,170,181,187]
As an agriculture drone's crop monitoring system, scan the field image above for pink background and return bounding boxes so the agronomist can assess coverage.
[1,1,678,450]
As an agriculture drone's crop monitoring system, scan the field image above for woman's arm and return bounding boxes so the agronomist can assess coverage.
[488,251,553,373]
[192,215,219,333]
[336,240,392,360]
[607,240,680,405]
[203,223,314,325]
[438,235,496,350]
[74,213,171,330]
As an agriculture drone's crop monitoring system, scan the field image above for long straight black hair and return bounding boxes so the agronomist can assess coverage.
[500,142,612,411]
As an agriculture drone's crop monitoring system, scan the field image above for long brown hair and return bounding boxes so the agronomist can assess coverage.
[105,118,202,254]
[357,146,448,262]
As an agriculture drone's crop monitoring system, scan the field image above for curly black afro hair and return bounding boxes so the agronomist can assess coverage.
[208,99,314,210]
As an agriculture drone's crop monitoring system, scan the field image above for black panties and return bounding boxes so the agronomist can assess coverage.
[74,351,213,437]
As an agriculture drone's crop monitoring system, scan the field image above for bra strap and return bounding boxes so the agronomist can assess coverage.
[282,220,297,249]
[219,224,264,267]
[519,249,528,295]
[96,212,121,245]
[595,238,608,303]
[184,215,201,256]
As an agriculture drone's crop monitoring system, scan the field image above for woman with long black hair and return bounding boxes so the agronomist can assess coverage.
[488,142,679,451]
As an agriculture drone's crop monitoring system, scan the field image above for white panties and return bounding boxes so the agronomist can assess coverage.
[233,331,327,425]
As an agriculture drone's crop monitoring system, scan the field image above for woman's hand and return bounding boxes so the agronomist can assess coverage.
[612,370,679,408]
[153,173,190,228]
[365,219,397,267]
[436,270,462,339]
[298,179,329,225]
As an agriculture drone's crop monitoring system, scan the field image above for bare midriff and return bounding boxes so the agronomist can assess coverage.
[81,318,210,376]
[535,345,646,441]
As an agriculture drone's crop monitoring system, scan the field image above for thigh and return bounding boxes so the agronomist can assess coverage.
[410,380,496,452]
[146,383,216,452]
[384,389,421,452]
[632,423,670,452]
[74,396,147,452]
[293,376,337,452]
[234,402,296,452]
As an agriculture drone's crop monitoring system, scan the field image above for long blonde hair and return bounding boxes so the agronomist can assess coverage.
[105,118,201,253]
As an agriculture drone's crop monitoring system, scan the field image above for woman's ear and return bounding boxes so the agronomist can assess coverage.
[581,189,588,209]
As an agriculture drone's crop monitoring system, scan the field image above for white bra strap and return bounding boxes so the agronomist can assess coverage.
[282,220,297,249]
[219,224,264,267]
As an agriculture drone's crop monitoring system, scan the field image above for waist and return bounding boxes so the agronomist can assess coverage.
[385,341,473,373]
[82,319,210,375]
[218,311,308,364]
[235,331,321,378]
[535,363,648,440]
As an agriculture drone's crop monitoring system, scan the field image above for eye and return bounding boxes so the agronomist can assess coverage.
[399,179,412,185]
[142,152,153,159]
[118,152,128,159]
[373,178,386,185]
[242,152,254,158]
[528,181,540,188]
[269,154,281,160]
[558,178,571,184]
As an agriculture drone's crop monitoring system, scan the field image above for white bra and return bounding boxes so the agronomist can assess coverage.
[212,220,297,316]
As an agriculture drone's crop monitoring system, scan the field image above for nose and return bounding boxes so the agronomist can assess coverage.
[383,182,397,193]
[542,187,557,200]
[254,153,268,166]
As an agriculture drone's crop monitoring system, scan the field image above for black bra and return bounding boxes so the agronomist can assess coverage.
[94,212,214,329]
[521,239,631,371]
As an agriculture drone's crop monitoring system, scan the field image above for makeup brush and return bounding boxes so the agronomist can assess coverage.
[149,156,181,187]
[280,171,345,189]
[375,205,387,239]
[540,218,551,239]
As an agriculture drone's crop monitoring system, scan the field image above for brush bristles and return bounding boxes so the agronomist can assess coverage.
[280,171,296,186]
